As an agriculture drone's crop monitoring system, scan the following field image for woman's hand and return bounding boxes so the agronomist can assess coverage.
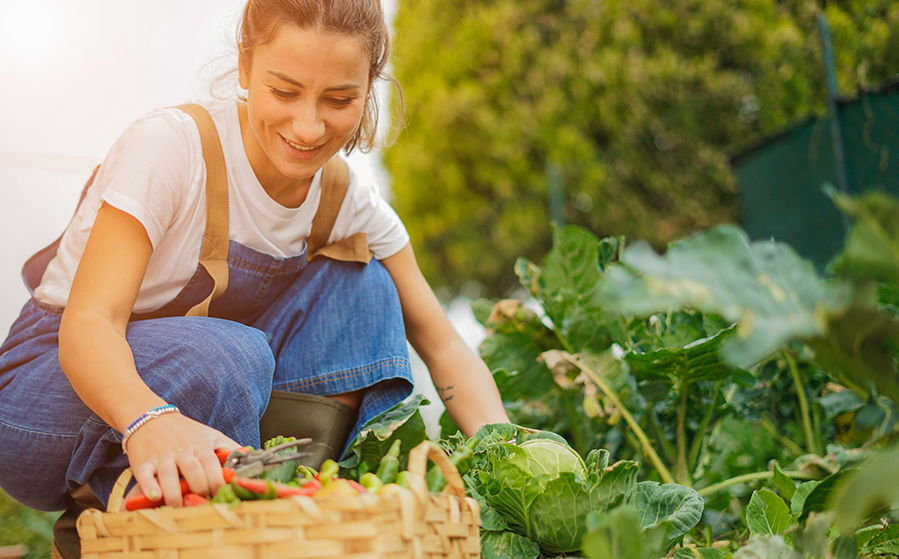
[123,413,240,508]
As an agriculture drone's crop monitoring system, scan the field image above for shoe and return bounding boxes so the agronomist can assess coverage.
[259,391,357,469]
[52,484,104,559]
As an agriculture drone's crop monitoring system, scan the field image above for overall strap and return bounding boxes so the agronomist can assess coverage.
[306,157,373,263]
[175,104,230,318]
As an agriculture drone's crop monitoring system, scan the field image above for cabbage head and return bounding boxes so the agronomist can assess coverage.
[473,438,639,554]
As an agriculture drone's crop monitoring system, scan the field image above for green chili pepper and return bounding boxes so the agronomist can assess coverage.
[376,439,402,485]
[210,484,240,505]
[296,465,317,481]
[318,459,339,486]
[359,472,384,493]
[395,471,410,489]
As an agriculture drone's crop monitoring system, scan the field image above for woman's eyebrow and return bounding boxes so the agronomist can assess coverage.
[266,70,362,92]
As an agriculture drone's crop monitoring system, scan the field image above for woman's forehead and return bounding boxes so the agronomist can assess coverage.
[249,25,370,81]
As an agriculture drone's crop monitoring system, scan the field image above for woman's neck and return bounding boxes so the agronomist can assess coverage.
[237,102,313,209]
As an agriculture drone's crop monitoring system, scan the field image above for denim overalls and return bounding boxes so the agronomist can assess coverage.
[0,105,413,512]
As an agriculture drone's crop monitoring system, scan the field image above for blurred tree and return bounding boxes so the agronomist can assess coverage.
[385,0,899,296]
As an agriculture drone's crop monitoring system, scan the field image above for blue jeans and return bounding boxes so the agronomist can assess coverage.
[0,242,413,511]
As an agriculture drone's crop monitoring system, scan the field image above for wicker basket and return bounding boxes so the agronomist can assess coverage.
[77,441,481,558]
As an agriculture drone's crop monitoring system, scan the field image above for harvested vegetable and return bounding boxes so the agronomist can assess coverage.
[473,438,640,554]
[377,483,404,496]
[210,484,239,505]
[318,460,339,486]
[359,472,383,493]
[376,439,402,485]
[395,471,410,489]
[182,493,210,507]
[314,478,366,499]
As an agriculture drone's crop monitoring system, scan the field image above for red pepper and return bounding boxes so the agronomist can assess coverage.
[295,478,322,496]
[231,476,316,499]
[347,480,369,494]
[183,493,210,507]
[125,480,189,511]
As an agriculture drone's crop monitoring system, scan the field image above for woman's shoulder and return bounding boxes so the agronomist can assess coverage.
[125,100,231,141]
[341,157,389,208]
[103,99,237,177]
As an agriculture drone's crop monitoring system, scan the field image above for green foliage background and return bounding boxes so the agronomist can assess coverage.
[385,0,899,296]
[0,489,58,559]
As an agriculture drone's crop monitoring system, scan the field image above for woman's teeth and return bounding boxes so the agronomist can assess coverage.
[286,138,317,151]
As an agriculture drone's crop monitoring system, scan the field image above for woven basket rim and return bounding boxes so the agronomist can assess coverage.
[76,441,482,558]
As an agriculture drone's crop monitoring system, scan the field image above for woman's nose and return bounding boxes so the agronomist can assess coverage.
[291,102,325,145]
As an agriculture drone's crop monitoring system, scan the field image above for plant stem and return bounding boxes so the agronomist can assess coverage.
[697,470,818,498]
[569,355,676,484]
[688,380,722,472]
[759,416,805,457]
[648,408,677,466]
[676,375,692,487]
[784,350,820,456]
[617,313,636,349]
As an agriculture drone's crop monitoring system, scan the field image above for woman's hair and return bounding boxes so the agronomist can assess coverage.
[220,0,404,154]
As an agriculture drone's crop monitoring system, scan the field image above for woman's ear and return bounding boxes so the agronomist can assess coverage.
[238,48,250,90]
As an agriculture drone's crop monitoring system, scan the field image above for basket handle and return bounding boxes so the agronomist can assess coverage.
[406,441,468,502]
[106,469,135,513]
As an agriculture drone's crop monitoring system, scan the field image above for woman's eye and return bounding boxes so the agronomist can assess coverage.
[329,97,356,108]
[270,88,296,100]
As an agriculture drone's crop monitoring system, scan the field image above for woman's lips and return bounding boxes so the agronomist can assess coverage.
[281,135,323,158]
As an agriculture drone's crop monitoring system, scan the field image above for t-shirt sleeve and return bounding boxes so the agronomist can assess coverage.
[95,109,200,249]
[331,164,410,260]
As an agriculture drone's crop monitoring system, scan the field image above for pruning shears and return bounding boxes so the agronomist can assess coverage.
[217,438,311,478]
[124,438,311,511]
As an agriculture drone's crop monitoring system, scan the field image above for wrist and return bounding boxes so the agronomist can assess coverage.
[120,404,181,454]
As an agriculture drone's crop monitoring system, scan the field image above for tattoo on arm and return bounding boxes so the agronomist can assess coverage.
[435,384,455,403]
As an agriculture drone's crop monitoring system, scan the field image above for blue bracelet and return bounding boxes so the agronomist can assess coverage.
[121,404,181,454]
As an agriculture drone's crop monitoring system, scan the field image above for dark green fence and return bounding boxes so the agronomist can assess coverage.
[732,80,899,271]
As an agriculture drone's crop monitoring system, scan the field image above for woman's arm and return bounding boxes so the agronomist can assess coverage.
[59,203,237,507]
[380,243,510,437]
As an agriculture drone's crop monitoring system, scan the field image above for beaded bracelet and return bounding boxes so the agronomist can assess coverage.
[121,404,181,455]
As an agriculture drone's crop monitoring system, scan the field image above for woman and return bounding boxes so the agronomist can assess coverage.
[0,0,509,520]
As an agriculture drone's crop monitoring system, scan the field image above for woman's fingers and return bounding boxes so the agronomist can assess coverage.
[198,450,227,497]
[130,460,162,509]
[156,459,184,507]
[177,452,210,498]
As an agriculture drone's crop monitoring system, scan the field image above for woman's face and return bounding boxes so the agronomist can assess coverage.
[239,25,369,196]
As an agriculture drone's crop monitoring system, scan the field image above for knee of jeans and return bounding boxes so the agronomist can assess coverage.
[340,259,401,308]
[130,318,275,427]
[312,258,398,298]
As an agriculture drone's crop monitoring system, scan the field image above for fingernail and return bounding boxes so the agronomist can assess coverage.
[149,489,160,500]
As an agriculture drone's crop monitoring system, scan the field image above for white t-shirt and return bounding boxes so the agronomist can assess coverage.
[34,99,410,313]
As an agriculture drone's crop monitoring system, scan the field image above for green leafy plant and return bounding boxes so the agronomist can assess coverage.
[468,423,702,557]
[473,189,899,556]
[474,437,639,554]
